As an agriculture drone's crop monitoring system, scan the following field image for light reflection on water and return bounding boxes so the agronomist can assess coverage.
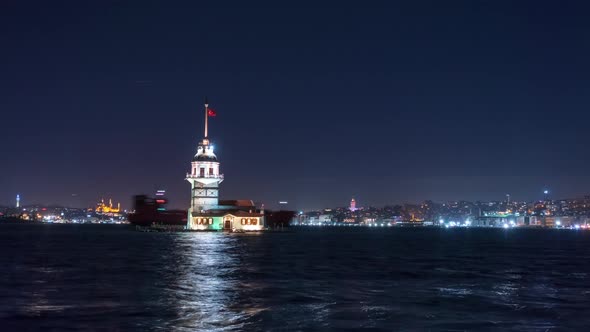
[2,225,590,331]
[171,233,250,331]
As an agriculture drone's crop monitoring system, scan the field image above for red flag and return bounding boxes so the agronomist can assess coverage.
[207,108,217,117]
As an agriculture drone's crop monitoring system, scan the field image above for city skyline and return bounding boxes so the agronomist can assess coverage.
[2,1,590,210]
[3,186,590,212]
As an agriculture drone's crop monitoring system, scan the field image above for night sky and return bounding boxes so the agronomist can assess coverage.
[1,1,590,210]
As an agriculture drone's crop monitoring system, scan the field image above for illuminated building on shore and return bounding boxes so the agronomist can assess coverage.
[186,99,264,231]
[349,198,357,211]
[96,198,121,214]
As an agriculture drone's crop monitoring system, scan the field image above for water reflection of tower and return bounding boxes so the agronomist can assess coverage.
[176,235,246,329]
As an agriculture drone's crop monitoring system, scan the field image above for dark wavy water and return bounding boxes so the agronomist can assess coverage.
[2,224,590,331]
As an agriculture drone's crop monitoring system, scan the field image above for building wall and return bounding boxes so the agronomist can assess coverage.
[229,216,264,231]
[191,195,219,212]
[545,216,576,227]
[188,214,264,231]
[529,216,540,226]
[188,216,223,230]
[190,161,220,177]
[189,160,221,212]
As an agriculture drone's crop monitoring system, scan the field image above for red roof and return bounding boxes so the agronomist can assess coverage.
[218,200,255,207]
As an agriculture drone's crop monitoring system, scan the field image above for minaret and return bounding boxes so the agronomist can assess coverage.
[186,100,224,218]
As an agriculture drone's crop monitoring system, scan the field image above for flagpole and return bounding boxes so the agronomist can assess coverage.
[204,98,209,138]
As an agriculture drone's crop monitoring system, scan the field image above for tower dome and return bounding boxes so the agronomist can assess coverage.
[192,140,218,162]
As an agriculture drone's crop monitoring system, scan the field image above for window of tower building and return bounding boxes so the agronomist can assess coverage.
[241,218,246,225]
[250,219,257,225]
[200,168,205,177]
[197,218,209,225]
[209,167,214,176]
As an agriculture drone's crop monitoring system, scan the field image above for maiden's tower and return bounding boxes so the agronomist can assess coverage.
[185,100,265,231]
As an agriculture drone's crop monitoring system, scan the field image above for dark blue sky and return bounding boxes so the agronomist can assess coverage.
[1,1,589,210]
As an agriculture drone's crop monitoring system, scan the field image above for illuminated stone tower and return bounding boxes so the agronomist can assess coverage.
[349,198,357,211]
[186,100,224,216]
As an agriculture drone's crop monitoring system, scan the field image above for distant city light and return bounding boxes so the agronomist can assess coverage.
[279,201,288,204]
[544,190,549,195]
[503,223,509,229]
